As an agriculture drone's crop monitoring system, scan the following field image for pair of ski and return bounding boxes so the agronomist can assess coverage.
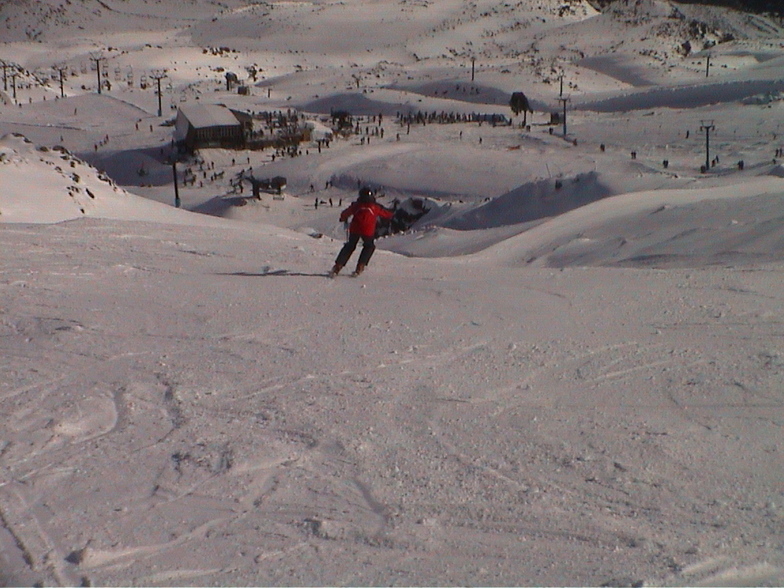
[328,269,363,279]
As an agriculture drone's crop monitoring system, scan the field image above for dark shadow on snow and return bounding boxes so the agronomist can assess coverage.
[216,270,329,278]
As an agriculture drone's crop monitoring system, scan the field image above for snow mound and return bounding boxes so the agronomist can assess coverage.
[473,176,784,268]
[0,133,218,225]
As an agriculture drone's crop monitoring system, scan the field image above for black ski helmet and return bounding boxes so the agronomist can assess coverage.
[358,186,374,203]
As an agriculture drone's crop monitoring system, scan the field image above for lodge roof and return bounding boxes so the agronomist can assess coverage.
[179,104,241,129]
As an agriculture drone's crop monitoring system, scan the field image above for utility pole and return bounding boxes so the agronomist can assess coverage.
[471,57,476,82]
[89,52,105,94]
[700,119,715,171]
[558,95,570,137]
[53,63,68,98]
[559,72,564,97]
[150,70,167,117]
[706,53,711,78]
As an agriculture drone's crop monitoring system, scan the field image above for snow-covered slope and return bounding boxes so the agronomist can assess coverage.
[477,174,784,267]
[1,0,784,586]
[0,133,218,225]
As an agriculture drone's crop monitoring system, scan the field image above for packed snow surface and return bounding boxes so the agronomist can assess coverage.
[1,0,784,585]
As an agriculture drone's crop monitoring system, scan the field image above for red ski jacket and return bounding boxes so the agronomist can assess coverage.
[340,201,394,238]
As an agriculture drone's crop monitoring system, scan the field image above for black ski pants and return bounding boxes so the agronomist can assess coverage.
[335,233,376,268]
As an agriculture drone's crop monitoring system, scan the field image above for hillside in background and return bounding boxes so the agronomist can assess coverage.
[677,0,783,16]
[1,0,784,586]
[589,0,784,17]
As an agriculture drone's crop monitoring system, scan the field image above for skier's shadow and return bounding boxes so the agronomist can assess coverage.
[217,270,327,278]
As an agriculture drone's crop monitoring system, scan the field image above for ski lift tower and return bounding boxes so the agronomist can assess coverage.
[52,63,68,98]
[9,70,18,102]
[0,59,13,92]
[150,69,167,117]
[558,94,571,137]
[89,52,106,94]
[700,119,715,171]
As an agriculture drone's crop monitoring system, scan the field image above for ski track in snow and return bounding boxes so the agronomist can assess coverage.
[1,0,784,585]
[2,221,784,586]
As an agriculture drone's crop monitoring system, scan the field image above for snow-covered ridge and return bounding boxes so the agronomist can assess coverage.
[1,0,784,586]
[0,133,230,225]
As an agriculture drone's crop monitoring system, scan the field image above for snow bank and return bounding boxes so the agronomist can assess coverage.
[0,133,231,226]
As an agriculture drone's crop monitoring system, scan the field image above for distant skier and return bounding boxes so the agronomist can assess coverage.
[329,187,393,277]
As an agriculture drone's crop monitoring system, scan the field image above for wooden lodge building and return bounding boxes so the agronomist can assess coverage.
[174,104,245,152]
[174,104,331,154]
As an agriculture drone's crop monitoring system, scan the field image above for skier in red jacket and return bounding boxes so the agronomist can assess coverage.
[330,187,394,277]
